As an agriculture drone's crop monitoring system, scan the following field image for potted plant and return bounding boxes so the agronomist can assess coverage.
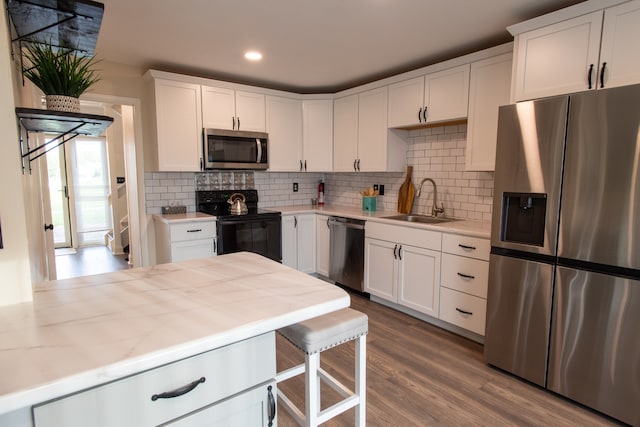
[22,41,100,113]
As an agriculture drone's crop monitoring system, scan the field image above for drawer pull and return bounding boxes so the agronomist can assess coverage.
[455,307,473,316]
[457,272,475,280]
[151,376,206,401]
[187,229,203,233]
[458,244,476,250]
[267,385,276,426]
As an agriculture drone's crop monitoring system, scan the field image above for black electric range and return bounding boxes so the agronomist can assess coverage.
[196,189,282,261]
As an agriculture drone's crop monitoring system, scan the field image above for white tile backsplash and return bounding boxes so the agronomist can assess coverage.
[144,123,494,220]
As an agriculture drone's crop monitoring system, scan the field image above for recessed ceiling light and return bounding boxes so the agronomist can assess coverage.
[244,51,263,61]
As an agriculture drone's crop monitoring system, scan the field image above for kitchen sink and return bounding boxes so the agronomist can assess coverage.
[382,214,458,224]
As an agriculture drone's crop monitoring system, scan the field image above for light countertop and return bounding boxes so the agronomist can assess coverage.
[276,204,491,238]
[153,205,491,238]
[152,212,216,223]
[0,252,349,415]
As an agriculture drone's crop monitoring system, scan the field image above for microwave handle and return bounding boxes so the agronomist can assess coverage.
[256,139,262,163]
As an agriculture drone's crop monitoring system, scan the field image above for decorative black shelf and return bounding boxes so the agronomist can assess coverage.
[16,107,114,172]
[6,0,105,56]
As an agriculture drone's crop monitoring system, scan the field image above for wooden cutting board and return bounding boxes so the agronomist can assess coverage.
[397,166,415,213]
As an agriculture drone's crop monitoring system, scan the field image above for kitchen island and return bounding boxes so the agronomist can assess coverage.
[0,252,350,426]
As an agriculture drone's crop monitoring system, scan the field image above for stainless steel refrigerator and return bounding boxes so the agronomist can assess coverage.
[484,84,640,426]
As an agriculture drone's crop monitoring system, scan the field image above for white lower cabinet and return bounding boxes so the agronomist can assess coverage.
[438,233,490,336]
[33,333,276,427]
[315,214,331,277]
[365,222,441,318]
[282,213,316,273]
[155,218,216,264]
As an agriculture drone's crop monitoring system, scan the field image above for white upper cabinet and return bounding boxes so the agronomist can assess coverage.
[511,0,640,101]
[202,85,266,131]
[145,76,203,172]
[302,99,333,172]
[268,97,333,172]
[265,95,303,172]
[387,76,424,128]
[334,88,407,172]
[423,65,470,124]
[357,86,390,172]
[599,0,640,89]
[333,94,359,172]
[465,53,513,171]
[387,64,470,127]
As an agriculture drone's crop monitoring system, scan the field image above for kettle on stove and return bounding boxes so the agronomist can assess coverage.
[227,193,248,215]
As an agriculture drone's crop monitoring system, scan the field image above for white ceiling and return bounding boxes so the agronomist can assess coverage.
[95,0,584,93]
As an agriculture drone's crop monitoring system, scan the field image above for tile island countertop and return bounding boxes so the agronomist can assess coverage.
[0,252,349,416]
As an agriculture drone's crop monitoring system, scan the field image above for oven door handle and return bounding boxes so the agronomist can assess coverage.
[256,139,262,164]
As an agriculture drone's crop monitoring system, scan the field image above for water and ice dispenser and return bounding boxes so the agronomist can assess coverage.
[500,192,547,247]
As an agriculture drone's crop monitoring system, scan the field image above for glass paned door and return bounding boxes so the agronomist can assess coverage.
[69,137,112,246]
[46,145,72,248]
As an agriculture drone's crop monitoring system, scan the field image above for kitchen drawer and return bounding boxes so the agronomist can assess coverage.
[367,221,441,251]
[439,287,486,336]
[169,221,216,242]
[167,381,276,426]
[171,239,215,262]
[33,333,275,427]
[442,233,489,261]
[441,253,488,298]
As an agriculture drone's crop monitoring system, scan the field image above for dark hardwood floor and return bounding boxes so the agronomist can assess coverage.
[276,292,623,426]
[55,246,130,280]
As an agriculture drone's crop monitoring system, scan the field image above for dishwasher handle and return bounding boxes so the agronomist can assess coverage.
[328,217,365,230]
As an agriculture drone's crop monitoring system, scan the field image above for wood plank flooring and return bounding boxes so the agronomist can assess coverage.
[55,246,130,279]
[276,292,624,426]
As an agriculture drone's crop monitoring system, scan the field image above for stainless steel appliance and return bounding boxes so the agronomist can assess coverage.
[485,84,640,426]
[203,128,268,170]
[196,189,281,262]
[328,216,365,292]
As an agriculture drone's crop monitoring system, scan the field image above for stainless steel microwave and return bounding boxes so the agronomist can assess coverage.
[203,128,268,170]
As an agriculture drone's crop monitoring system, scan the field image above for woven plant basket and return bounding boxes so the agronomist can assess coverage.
[45,95,80,113]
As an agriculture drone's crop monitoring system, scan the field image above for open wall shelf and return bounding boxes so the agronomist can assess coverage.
[17,107,114,173]
[6,0,105,56]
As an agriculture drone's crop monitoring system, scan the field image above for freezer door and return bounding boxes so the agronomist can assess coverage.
[491,97,568,256]
[560,84,640,269]
[548,267,640,426]
[484,254,553,387]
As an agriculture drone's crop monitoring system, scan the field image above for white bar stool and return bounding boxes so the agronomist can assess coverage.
[276,308,368,427]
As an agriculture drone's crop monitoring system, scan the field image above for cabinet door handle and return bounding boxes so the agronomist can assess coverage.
[353,159,357,171]
[423,106,427,122]
[294,216,297,228]
[600,62,607,88]
[304,160,307,171]
[232,116,236,130]
[393,244,398,259]
[237,117,241,129]
[151,377,205,401]
[457,272,475,280]
[455,308,473,316]
[267,385,276,426]
[418,107,423,123]
[187,229,202,233]
[458,244,476,251]
[213,238,217,254]
[300,160,303,171]
[398,245,402,260]
[357,159,360,171]
[587,64,594,89]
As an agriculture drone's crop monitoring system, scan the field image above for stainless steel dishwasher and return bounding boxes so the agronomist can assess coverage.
[328,216,365,292]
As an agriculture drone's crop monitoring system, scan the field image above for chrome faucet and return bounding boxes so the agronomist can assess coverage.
[416,178,445,217]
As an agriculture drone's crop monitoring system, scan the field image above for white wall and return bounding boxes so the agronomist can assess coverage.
[0,12,33,305]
